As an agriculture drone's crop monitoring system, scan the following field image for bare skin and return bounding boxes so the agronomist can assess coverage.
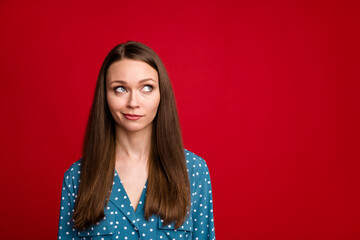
[114,130,150,211]
[106,59,160,211]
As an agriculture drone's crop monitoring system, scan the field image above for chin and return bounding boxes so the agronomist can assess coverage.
[117,122,152,134]
[124,127,146,133]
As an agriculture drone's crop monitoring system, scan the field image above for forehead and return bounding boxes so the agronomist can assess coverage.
[106,59,158,83]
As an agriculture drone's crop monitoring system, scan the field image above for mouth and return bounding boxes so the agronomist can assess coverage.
[122,113,143,120]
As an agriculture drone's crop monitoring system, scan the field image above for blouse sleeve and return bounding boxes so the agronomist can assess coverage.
[192,161,216,240]
[58,172,80,240]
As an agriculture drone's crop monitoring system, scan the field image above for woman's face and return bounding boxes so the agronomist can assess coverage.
[106,59,160,134]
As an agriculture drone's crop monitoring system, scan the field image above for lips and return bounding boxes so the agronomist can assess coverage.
[123,113,143,120]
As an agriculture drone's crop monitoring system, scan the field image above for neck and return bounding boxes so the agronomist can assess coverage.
[114,125,152,163]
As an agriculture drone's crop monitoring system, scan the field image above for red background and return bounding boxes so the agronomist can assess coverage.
[0,0,359,239]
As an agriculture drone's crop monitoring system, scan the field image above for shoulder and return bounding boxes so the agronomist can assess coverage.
[184,149,214,208]
[63,159,82,178]
[184,149,211,180]
[185,149,209,171]
[62,159,82,193]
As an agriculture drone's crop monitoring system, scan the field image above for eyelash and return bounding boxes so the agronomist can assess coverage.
[114,85,153,93]
[114,86,126,93]
[142,85,153,92]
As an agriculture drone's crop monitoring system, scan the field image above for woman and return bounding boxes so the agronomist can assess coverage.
[58,41,215,240]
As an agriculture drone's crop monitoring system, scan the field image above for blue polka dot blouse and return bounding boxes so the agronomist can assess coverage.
[58,149,215,240]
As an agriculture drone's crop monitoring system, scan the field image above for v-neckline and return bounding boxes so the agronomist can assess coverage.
[114,169,148,214]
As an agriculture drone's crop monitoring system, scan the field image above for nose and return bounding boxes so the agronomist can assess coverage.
[127,91,140,108]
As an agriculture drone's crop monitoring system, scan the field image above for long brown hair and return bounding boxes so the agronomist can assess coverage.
[73,41,190,230]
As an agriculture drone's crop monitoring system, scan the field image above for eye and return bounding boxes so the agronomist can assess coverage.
[142,85,153,92]
[114,86,126,93]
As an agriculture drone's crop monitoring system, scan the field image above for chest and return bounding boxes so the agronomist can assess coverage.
[115,164,147,211]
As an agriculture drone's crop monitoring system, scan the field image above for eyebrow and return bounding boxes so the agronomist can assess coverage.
[110,78,156,85]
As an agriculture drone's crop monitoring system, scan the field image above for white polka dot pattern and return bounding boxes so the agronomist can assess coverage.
[58,149,215,239]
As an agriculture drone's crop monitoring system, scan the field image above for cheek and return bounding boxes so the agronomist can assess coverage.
[107,95,125,111]
[150,96,160,113]
[143,100,160,119]
[106,97,115,112]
